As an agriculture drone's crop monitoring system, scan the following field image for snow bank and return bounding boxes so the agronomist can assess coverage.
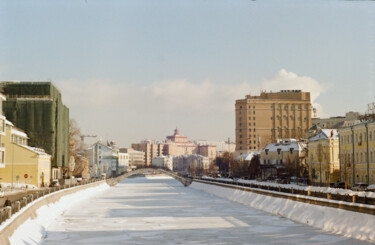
[203,177,375,198]
[6,183,109,245]
[191,181,375,242]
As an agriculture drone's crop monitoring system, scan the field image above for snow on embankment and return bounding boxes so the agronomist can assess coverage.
[5,182,109,245]
[191,181,375,242]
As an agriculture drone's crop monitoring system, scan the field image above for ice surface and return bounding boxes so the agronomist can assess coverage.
[26,176,373,244]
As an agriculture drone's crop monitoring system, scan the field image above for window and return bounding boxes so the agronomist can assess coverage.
[239,141,242,144]
[271,117,273,120]
[253,123,255,126]
[254,128,256,132]
[249,129,251,132]
[239,111,242,115]
[249,117,251,120]
[239,117,242,121]
[284,105,288,110]
[254,134,256,137]
[239,129,242,132]
[253,106,255,109]
[298,105,302,110]
[239,135,242,138]
[370,131,372,141]
[271,105,274,109]
[240,106,242,109]
[253,111,255,114]
[254,141,256,144]
[253,117,255,120]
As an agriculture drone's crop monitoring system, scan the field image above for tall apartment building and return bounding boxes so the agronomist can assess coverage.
[131,140,164,166]
[235,90,312,154]
[0,82,69,180]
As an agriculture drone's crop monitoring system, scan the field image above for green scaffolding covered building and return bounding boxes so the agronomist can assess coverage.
[0,82,69,180]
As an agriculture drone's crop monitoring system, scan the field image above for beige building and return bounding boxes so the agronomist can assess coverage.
[307,129,340,186]
[0,121,51,187]
[338,121,375,186]
[312,111,360,129]
[236,90,312,154]
[119,148,145,168]
[132,129,217,164]
[132,141,164,166]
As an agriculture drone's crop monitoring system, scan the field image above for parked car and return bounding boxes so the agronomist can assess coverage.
[366,184,375,192]
[49,180,60,187]
[332,182,346,189]
[351,183,368,191]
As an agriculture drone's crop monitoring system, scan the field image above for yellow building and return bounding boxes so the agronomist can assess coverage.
[0,121,51,187]
[338,121,375,187]
[307,129,340,186]
[235,90,312,155]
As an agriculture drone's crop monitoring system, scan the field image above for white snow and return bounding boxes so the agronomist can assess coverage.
[7,183,109,245]
[191,181,375,242]
[203,177,375,198]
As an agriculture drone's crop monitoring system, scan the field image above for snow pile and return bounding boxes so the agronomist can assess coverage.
[4,182,109,245]
[191,181,375,242]
[202,177,375,198]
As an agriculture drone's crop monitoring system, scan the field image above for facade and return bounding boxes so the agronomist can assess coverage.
[88,141,118,178]
[338,121,375,186]
[307,129,340,186]
[132,129,217,164]
[235,90,312,155]
[151,156,173,170]
[1,82,69,180]
[132,140,164,166]
[312,112,360,129]
[0,93,6,168]
[260,139,306,179]
[194,140,236,153]
[118,152,130,174]
[172,154,210,173]
[0,121,51,187]
[120,148,145,168]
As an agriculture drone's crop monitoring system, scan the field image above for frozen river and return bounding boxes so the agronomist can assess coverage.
[41,176,371,244]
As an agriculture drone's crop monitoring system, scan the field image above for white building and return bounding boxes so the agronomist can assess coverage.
[172,154,210,173]
[118,152,130,174]
[88,141,118,178]
[195,140,236,153]
[152,156,174,170]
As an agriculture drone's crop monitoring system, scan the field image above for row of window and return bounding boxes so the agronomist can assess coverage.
[238,146,257,150]
[239,105,256,109]
[238,123,256,127]
[238,116,256,120]
[271,104,308,110]
[341,130,375,145]
[341,150,375,164]
[271,115,307,121]
[238,111,256,115]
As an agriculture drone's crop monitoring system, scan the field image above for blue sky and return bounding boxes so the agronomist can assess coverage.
[1,0,374,146]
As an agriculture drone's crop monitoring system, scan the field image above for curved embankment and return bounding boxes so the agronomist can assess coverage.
[191,181,375,242]
[0,180,109,245]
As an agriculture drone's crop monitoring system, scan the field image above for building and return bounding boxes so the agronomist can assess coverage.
[259,139,306,180]
[195,140,236,153]
[118,152,130,174]
[132,140,164,166]
[119,148,145,168]
[0,120,51,187]
[1,82,69,180]
[88,141,118,178]
[312,111,360,129]
[172,154,210,174]
[338,121,375,186]
[152,156,173,170]
[307,129,340,186]
[132,129,217,163]
[235,90,312,155]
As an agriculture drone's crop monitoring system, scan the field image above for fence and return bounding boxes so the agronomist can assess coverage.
[194,178,375,215]
[0,178,103,225]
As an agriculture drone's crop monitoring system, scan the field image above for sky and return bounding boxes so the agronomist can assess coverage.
[0,0,374,147]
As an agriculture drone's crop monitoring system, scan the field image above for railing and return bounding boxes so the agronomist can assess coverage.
[194,177,375,206]
[0,178,104,225]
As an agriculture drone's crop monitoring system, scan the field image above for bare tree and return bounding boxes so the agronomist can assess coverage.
[69,119,89,177]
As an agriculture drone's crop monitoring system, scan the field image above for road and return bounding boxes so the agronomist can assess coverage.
[41,176,371,244]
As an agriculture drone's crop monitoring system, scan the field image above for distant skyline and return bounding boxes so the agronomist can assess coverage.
[1,0,374,147]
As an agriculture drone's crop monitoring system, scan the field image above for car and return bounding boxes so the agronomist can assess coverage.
[49,180,60,187]
[366,184,375,192]
[351,183,368,191]
[332,182,346,189]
